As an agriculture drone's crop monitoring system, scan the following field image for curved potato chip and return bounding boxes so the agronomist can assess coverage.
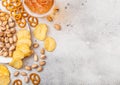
[17,38,32,47]
[44,36,56,52]
[0,65,10,85]
[34,24,48,41]
[17,30,31,40]
[0,65,10,76]
[13,50,24,60]
[9,59,23,69]
[16,44,32,57]
[0,76,10,85]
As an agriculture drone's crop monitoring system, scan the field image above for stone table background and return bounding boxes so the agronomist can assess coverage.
[1,0,120,85]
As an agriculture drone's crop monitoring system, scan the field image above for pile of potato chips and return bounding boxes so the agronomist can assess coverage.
[9,30,32,69]
[0,65,10,85]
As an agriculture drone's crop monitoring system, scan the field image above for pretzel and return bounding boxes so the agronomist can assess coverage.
[22,12,28,18]
[17,5,24,12]
[9,0,21,7]
[6,3,15,11]
[0,12,6,17]
[17,17,26,28]
[30,73,40,85]
[28,16,38,27]
[14,14,22,20]
[2,0,8,7]
[13,79,22,85]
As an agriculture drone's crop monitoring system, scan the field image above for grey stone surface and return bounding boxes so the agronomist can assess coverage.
[1,0,120,85]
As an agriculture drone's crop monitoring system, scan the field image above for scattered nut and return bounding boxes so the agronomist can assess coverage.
[33,43,39,48]
[9,51,13,57]
[14,71,19,76]
[2,21,7,26]
[9,38,13,44]
[37,66,43,72]
[40,55,46,59]
[6,43,10,48]
[0,32,4,37]
[40,61,46,66]
[32,64,38,69]
[25,66,32,71]
[5,24,9,29]
[10,28,16,34]
[9,45,15,51]
[54,24,61,31]
[34,54,38,62]
[54,7,59,13]
[5,37,9,43]
[3,51,8,57]
[24,77,29,83]
[13,35,17,42]
[46,15,53,22]
[20,72,27,76]
[40,48,45,54]
[9,22,15,28]
[7,33,13,37]
[0,26,6,31]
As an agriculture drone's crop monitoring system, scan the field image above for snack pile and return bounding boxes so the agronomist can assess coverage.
[0,0,61,85]
[9,30,32,69]
[2,0,38,28]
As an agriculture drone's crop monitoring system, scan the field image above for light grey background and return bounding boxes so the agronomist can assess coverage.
[1,0,120,85]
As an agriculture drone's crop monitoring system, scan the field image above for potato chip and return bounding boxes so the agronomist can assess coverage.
[34,24,48,41]
[0,76,10,85]
[16,44,32,57]
[17,38,32,47]
[9,59,23,69]
[0,65,10,85]
[44,36,56,52]
[17,29,31,40]
[0,65,10,76]
[13,50,24,60]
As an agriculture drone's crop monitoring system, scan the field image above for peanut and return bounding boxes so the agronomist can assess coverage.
[0,32,4,37]
[37,66,43,72]
[54,24,61,30]
[13,35,17,43]
[40,48,45,54]
[40,61,46,66]
[9,38,13,44]
[9,45,15,51]
[33,43,39,48]
[32,64,38,69]
[14,71,19,76]
[3,51,8,57]
[20,72,27,76]
[0,26,6,31]
[9,22,15,28]
[2,21,7,26]
[25,66,32,71]
[24,77,29,83]
[34,54,38,62]
[40,55,46,59]
[46,15,53,22]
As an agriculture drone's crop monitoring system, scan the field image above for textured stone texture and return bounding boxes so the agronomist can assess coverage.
[1,0,120,85]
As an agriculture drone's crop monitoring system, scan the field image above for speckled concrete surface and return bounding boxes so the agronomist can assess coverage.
[2,0,120,85]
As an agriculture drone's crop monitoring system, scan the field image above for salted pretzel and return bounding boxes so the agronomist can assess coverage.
[12,79,22,85]
[17,17,26,28]
[22,11,28,18]
[14,14,22,20]
[28,16,38,27]
[2,0,9,7]
[30,73,41,85]
[9,0,21,7]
